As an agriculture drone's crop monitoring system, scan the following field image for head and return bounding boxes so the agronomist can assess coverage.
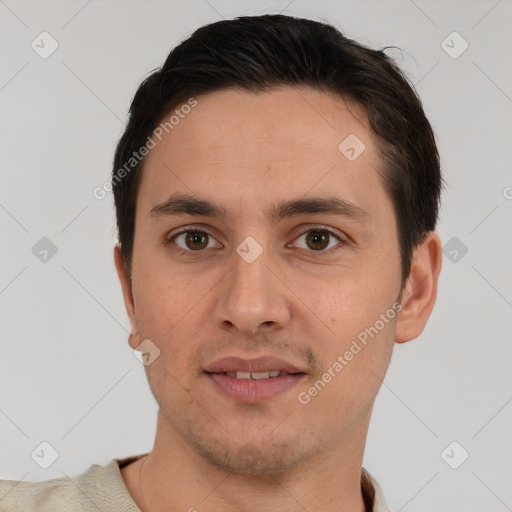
[112,14,443,475]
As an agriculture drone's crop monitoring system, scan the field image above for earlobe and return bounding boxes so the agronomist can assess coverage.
[114,243,139,349]
[394,231,443,344]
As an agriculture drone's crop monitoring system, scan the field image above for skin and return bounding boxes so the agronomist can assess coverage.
[114,86,442,512]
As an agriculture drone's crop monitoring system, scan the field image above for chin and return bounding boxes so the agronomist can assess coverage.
[188,431,317,476]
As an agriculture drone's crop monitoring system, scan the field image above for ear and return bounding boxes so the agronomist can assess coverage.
[395,231,443,344]
[114,243,139,350]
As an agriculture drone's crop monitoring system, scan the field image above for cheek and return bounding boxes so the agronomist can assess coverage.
[299,319,395,423]
[312,287,397,393]
[320,285,380,335]
[132,256,204,331]
[131,279,196,379]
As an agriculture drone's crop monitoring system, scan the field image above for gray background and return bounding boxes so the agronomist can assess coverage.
[1,0,511,510]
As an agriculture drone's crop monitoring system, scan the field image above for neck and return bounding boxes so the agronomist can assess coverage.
[132,410,373,512]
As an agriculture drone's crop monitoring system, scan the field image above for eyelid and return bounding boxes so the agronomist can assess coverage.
[166,223,222,242]
[293,224,345,241]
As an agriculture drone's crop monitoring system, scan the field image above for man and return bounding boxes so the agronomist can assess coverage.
[0,14,442,512]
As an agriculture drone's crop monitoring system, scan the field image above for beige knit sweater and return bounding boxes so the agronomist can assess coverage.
[0,453,391,511]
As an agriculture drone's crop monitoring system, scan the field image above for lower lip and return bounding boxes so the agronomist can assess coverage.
[206,373,306,402]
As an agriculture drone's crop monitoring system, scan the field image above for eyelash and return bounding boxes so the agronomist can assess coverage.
[165,226,346,257]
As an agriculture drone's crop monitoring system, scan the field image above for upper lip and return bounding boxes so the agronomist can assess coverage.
[204,356,306,374]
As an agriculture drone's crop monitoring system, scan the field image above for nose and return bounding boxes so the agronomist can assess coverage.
[213,244,291,335]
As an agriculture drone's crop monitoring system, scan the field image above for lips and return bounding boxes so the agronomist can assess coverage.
[203,355,307,402]
[203,355,306,375]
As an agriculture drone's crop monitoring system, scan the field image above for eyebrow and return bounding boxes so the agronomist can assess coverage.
[149,193,371,224]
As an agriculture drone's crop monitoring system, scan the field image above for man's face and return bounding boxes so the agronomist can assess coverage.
[121,86,404,474]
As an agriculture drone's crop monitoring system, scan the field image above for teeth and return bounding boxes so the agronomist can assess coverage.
[252,371,271,380]
[225,371,283,379]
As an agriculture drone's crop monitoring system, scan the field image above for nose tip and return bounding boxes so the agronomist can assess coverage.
[226,308,280,335]
[222,308,281,335]
[215,257,290,334]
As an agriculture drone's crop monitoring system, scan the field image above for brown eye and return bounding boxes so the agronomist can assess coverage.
[305,230,331,251]
[169,229,219,253]
[292,227,345,253]
[184,231,209,250]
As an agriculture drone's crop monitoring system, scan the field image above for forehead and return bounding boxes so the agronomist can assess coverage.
[136,86,391,226]
[147,86,372,165]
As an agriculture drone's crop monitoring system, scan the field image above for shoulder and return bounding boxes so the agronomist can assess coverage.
[0,470,92,511]
[0,455,144,512]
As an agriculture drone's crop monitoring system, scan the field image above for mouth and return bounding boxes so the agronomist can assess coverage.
[203,356,307,402]
[213,370,301,379]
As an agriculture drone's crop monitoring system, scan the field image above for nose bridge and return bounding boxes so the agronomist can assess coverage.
[215,234,289,333]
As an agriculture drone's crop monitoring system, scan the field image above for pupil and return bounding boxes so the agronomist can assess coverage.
[187,232,207,250]
[307,231,329,251]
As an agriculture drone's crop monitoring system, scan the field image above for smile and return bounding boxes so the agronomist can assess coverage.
[223,370,284,379]
[205,371,306,402]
